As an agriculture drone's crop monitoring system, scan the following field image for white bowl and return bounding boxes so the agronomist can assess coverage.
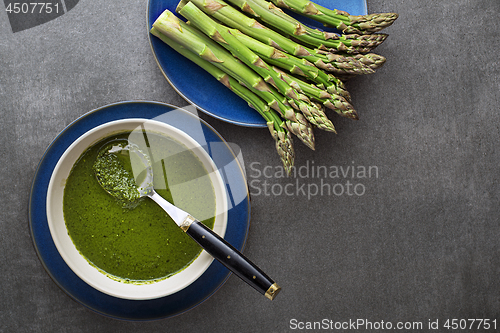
[46,119,228,300]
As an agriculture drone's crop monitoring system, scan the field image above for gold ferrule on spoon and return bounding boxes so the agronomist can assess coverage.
[265,283,281,300]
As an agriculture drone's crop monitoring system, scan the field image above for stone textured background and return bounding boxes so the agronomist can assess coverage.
[1,0,499,332]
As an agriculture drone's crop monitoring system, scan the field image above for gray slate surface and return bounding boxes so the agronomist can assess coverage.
[1,0,499,332]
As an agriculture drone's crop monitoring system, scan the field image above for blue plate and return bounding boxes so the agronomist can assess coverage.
[29,101,250,320]
[147,0,367,128]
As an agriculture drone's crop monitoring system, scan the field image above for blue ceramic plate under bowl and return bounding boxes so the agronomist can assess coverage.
[147,0,368,127]
[29,101,250,320]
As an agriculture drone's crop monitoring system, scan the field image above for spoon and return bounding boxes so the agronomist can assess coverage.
[94,140,281,300]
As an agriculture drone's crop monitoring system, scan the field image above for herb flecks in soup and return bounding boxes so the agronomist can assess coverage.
[93,140,144,208]
[63,131,216,282]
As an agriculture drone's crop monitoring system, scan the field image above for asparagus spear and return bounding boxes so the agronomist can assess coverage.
[289,96,336,133]
[151,26,295,173]
[272,67,358,120]
[333,53,388,81]
[348,53,386,70]
[324,75,351,102]
[152,9,315,149]
[270,0,398,34]
[225,0,387,53]
[179,2,336,133]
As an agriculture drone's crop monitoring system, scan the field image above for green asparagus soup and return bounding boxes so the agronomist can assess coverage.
[63,131,216,282]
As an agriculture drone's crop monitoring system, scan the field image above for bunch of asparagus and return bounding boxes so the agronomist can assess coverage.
[150,0,397,175]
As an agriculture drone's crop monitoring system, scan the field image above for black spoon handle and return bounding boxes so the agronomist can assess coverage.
[183,220,280,300]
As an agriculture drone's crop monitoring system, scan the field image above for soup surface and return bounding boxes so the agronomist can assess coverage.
[63,131,216,282]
